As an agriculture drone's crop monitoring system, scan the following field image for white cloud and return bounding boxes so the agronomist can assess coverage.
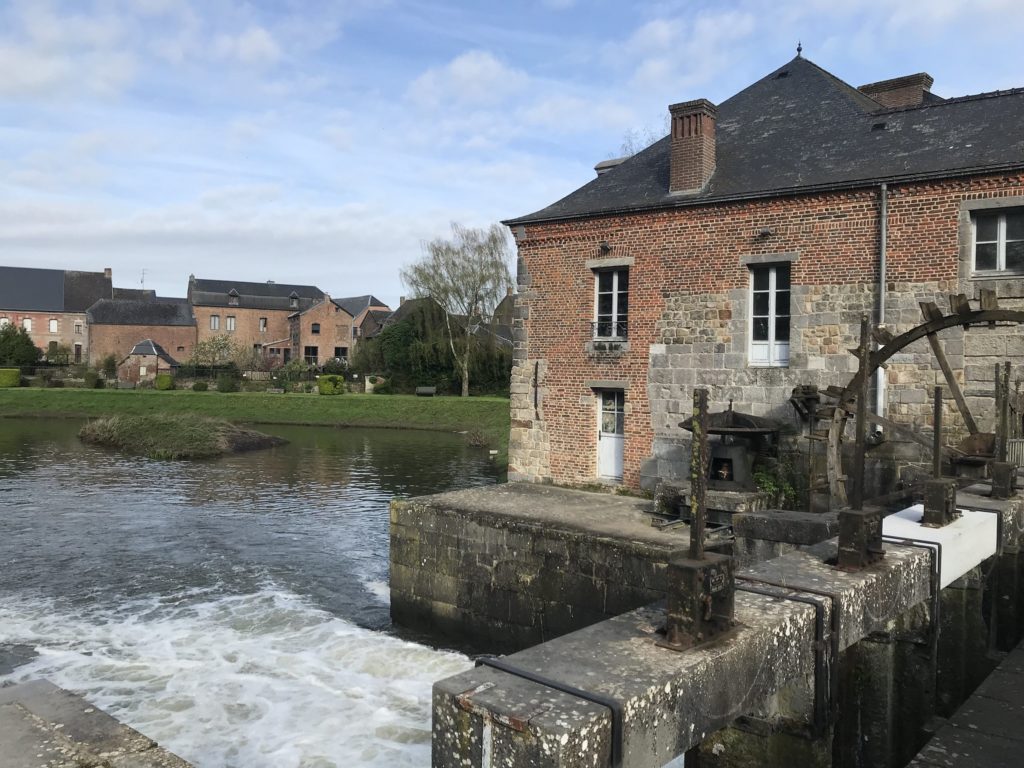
[407,50,529,109]
[215,26,282,66]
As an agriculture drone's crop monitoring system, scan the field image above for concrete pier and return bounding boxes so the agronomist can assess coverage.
[427,485,1024,767]
[0,680,191,768]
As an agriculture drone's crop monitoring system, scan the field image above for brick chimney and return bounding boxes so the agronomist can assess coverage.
[669,98,717,194]
[103,267,112,279]
[858,73,934,108]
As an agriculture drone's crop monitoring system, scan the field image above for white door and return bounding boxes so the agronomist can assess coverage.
[598,390,625,480]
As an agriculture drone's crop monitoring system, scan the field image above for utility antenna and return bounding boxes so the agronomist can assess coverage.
[141,268,147,289]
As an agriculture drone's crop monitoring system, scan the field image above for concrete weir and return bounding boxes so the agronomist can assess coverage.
[420,485,1024,768]
[0,679,191,768]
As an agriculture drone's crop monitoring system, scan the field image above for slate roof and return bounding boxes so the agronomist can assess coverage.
[113,288,156,301]
[126,339,179,366]
[63,271,113,312]
[333,295,389,316]
[507,56,1024,225]
[0,266,116,313]
[87,298,194,326]
[189,277,324,311]
[0,266,65,312]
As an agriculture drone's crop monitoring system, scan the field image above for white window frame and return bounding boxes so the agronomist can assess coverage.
[972,209,1024,274]
[0,317,9,327]
[748,264,790,368]
[22,318,32,332]
[48,318,58,333]
[259,317,267,333]
[592,268,629,339]
[226,315,236,332]
[74,322,83,335]
[210,314,220,331]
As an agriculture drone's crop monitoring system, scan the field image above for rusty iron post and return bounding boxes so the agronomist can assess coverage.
[689,388,708,561]
[933,385,943,479]
[923,385,959,528]
[992,362,1017,499]
[660,388,736,650]
[850,315,870,511]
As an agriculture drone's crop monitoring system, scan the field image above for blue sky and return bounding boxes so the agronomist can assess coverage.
[2,0,1023,306]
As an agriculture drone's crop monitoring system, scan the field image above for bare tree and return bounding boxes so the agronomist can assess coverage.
[615,113,672,158]
[401,222,513,397]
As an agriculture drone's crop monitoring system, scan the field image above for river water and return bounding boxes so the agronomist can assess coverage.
[0,418,502,767]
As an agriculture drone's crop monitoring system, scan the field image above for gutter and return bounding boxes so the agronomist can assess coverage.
[876,183,888,431]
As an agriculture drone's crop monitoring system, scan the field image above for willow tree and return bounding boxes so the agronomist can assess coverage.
[400,223,513,397]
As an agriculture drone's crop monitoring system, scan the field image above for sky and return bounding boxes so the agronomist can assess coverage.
[2,0,1023,307]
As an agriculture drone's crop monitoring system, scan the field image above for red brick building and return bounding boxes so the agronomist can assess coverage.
[187,276,324,365]
[0,266,115,363]
[87,298,196,365]
[504,56,1024,490]
[288,297,354,365]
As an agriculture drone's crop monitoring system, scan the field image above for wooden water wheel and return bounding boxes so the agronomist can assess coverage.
[820,289,1024,505]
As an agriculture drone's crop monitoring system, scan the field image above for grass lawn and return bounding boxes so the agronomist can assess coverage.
[0,388,511,462]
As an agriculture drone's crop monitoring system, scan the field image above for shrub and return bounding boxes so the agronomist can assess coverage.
[242,380,269,393]
[100,354,118,379]
[83,370,102,389]
[192,381,209,392]
[216,374,240,393]
[321,358,348,375]
[372,378,392,394]
[318,374,345,395]
[0,368,20,388]
[154,373,175,391]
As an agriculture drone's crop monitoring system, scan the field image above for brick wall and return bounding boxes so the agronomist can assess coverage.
[510,172,1024,489]
[0,311,89,361]
[89,324,197,365]
[289,300,353,364]
[192,306,292,350]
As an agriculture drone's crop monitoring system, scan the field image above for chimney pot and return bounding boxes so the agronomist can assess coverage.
[858,73,934,109]
[668,98,717,194]
[103,267,112,279]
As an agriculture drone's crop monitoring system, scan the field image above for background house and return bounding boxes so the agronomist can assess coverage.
[0,266,115,363]
[504,56,1024,490]
[118,339,180,384]
[288,297,354,366]
[187,276,324,365]
[87,298,196,366]
[333,295,391,348]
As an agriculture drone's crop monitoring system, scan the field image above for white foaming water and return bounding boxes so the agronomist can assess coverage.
[0,586,470,767]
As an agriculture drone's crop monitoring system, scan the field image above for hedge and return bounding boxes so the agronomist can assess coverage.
[318,375,345,395]
[0,368,20,388]
[154,373,175,391]
[192,381,209,392]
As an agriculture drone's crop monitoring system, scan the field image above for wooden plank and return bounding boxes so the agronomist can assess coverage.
[920,301,944,322]
[925,331,979,435]
[980,288,999,311]
[872,327,895,345]
[949,293,972,316]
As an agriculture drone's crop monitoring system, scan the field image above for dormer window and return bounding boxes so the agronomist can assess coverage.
[289,293,299,309]
[228,289,240,306]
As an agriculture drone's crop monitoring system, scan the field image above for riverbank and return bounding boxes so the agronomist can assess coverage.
[0,389,510,463]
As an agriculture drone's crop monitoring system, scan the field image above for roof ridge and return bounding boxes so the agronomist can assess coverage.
[874,86,1024,114]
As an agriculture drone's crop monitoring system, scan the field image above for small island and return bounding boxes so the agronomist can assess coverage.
[79,414,287,459]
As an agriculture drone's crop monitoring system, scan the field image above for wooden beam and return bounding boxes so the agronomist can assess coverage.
[920,301,944,322]
[925,330,979,435]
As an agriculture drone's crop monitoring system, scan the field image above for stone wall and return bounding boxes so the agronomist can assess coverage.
[389,484,687,654]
